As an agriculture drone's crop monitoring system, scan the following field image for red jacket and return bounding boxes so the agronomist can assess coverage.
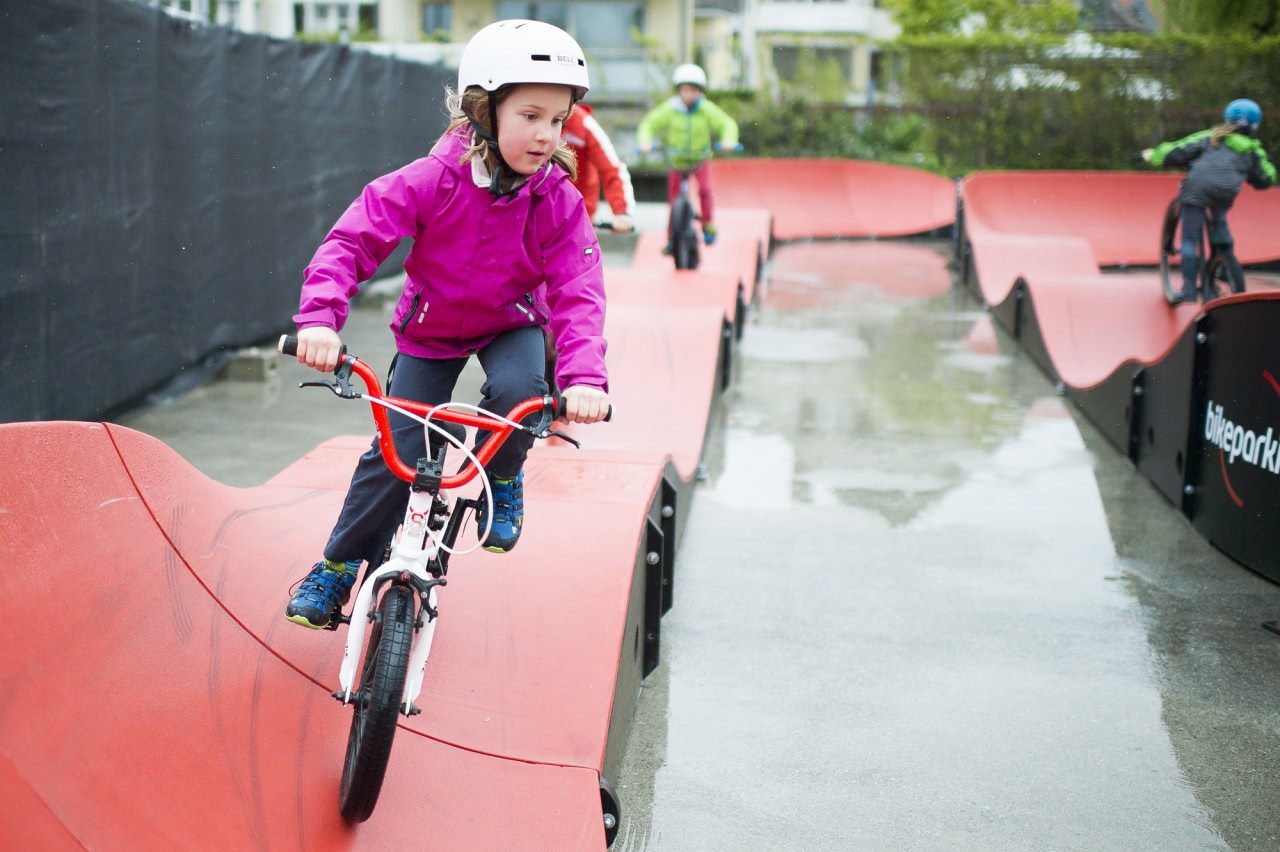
[562,104,635,219]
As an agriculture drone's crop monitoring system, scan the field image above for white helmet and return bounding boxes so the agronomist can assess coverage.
[672,63,707,89]
[458,20,590,102]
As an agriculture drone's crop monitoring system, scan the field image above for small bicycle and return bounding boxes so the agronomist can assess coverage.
[657,143,743,271]
[668,166,701,271]
[1158,196,1245,305]
[278,335,607,825]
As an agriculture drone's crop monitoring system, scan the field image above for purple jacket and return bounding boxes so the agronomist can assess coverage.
[294,129,608,391]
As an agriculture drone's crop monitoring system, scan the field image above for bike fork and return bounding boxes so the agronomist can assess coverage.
[336,488,447,709]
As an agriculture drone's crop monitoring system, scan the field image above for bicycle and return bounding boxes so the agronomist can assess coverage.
[642,143,739,271]
[277,334,609,825]
[1158,195,1245,305]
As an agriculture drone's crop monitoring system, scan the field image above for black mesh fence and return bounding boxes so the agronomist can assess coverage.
[0,0,451,421]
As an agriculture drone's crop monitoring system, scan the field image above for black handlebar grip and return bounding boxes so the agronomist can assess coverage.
[279,334,299,356]
[556,397,613,422]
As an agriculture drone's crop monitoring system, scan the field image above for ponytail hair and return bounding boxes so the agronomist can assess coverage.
[444,85,578,183]
[1209,121,1243,147]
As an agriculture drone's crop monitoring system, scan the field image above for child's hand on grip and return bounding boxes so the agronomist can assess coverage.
[296,326,343,372]
[560,385,610,424]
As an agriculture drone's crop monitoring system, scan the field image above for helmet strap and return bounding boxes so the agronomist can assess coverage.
[466,92,520,198]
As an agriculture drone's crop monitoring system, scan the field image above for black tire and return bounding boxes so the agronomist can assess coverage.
[670,196,700,271]
[675,226,700,270]
[1202,251,1245,301]
[339,585,415,823]
[1158,197,1181,304]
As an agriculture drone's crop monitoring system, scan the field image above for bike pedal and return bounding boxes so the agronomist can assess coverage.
[324,612,352,631]
[405,703,422,716]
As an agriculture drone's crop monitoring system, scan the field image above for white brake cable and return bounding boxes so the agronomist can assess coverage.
[361,395,526,556]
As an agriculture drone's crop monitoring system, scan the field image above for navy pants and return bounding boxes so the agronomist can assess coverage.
[1179,205,1231,297]
[324,325,547,567]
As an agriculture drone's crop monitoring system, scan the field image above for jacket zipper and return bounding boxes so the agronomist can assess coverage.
[523,292,549,323]
[514,301,535,323]
[400,293,425,333]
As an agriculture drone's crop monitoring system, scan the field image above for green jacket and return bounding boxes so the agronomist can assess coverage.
[637,96,739,169]
[1149,129,1276,208]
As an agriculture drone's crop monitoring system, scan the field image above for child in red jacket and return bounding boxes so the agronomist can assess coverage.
[562,103,636,232]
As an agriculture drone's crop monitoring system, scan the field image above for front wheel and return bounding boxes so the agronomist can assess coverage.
[670,196,700,271]
[339,584,415,823]
[1158,197,1181,304]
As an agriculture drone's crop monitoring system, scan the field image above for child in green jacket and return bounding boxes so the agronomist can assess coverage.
[1143,98,1276,302]
[637,63,739,246]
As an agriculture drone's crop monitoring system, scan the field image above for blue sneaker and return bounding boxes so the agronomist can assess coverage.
[477,471,524,553]
[286,558,360,629]
[702,223,718,246]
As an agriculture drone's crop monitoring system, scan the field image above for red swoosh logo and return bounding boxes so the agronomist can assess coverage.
[1219,370,1280,508]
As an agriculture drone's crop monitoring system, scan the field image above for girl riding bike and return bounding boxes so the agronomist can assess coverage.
[285,19,611,630]
[1142,98,1277,304]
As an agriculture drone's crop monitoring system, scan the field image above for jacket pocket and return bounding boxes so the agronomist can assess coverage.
[399,292,429,334]
[514,293,547,325]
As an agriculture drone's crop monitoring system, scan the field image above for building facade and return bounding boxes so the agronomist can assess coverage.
[147,0,694,102]
[693,0,898,103]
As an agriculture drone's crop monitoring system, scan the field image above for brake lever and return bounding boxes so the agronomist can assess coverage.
[547,430,581,448]
[524,397,582,447]
[298,357,359,399]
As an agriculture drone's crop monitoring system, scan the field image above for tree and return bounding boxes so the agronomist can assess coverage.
[1153,0,1280,35]
[883,0,1079,36]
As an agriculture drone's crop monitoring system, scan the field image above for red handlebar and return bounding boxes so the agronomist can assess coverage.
[347,357,547,488]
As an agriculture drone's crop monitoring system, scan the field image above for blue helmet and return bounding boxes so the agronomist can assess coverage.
[1224,98,1262,133]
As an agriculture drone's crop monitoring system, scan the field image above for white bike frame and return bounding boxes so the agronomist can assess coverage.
[336,485,442,714]
[332,398,517,716]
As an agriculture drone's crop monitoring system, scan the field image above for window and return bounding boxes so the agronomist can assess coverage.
[493,1,642,50]
[574,1,642,49]
[421,2,452,37]
[495,1,570,34]
[772,45,852,85]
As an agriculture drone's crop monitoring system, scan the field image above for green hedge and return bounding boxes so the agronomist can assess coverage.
[885,32,1280,172]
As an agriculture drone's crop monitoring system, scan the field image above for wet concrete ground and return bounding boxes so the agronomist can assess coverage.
[117,210,1280,851]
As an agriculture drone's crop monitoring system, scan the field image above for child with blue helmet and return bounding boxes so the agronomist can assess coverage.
[1143,98,1276,303]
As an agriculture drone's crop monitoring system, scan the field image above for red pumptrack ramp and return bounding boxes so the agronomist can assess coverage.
[0,422,606,849]
[963,171,1280,271]
[765,241,953,308]
[959,169,1280,584]
[630,206,773,306]
[960,171,1280,387]
[710,158,956,240]
[0,251,758,845]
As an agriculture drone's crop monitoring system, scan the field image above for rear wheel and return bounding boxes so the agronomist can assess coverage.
[339,584,415,823]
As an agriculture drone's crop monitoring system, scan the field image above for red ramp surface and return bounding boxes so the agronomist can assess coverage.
[711,158,955,239]
[964,171,1280,269]
[961,170,1280,387]
[631,206,773,306]
[0,243,742,844]
[0,422,604,849]
[960,168,1280,584]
